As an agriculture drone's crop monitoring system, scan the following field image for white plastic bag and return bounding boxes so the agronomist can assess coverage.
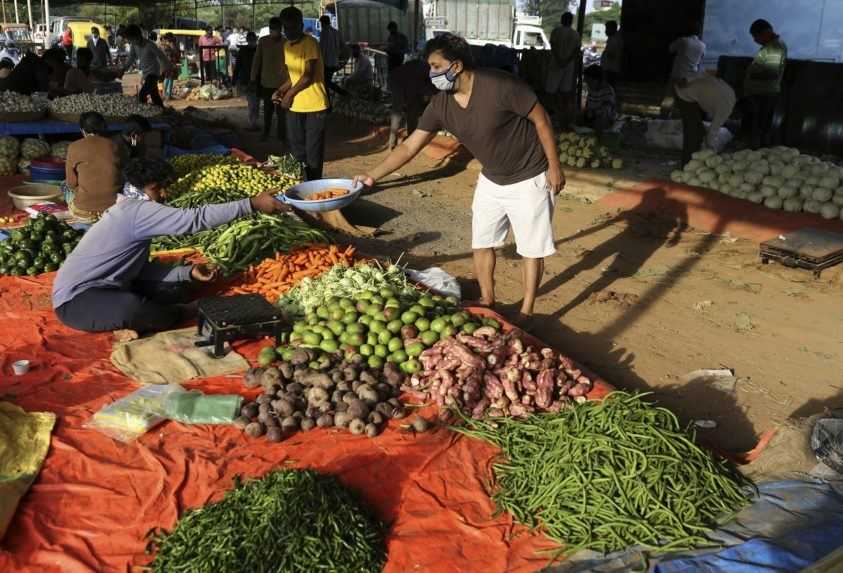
[405,267,461,300]
[86,384,185,442]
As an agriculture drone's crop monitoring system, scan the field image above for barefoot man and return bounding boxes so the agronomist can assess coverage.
[52,158,288,342]
[355,34,564,327]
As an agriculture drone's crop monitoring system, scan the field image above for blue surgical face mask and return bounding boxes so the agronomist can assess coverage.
[430,64,458,92]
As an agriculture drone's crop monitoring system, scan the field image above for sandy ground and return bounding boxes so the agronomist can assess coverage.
[191,102,843,453]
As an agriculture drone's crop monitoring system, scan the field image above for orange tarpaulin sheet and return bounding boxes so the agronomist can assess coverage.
[0,273,613,573]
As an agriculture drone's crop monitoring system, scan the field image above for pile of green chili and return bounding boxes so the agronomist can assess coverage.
[202,214,329,272]
[150,214,330,271]
[147,470,386,573]
[453,392,755,556]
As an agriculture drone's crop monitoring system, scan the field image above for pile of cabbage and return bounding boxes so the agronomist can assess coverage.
[671,148,843,220]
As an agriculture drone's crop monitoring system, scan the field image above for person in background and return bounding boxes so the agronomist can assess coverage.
[88,26,112,70]
[148,31,158,43]
[123,24,170,107]
[235,31,260,130]
[105,25,116,49]
[319,14,345,101]
[669,21,706,165]
[61,25,74,61]
[251,17,286,141]
[743,19,787,149]
[601,20,622,88]
[65,112,123,222]
[0,58,13,80]
[549,12,581,130]
[43,48,70,92]
[0,53,48,94]
[387,58,435,150]
[675,72,736,150]
[161,33,181,100]
[199,26,222,83]
[354,34,565,329]
[583,65,616,132]
[344,44,373,93]
[227,26,243,81]
[385,21,408,70]
[274,6,329,181]
[583,66,617,132]
[63,47,95,94]
[52,158,288,341]
[113,114,151,164]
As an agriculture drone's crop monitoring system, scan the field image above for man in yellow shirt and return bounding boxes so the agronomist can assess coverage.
[274,7,329,181]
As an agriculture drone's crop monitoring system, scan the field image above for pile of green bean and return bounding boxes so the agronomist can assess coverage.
[203,213,329,272]
[147,470,386,573]
[453,392,755,556]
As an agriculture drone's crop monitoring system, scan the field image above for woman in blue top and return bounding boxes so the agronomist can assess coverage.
[52,158,287,341]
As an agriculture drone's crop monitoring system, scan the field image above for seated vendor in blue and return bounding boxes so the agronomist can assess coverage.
[52,158,288,341]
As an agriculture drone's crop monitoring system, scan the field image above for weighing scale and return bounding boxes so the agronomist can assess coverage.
[759,228,843,278]
[196,295,284,357]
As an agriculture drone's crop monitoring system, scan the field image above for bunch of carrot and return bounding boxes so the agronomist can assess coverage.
[229,244,356,302]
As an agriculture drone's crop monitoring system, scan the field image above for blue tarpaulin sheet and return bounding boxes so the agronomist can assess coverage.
[0,121,170,137]
[656,480,843,572]
[546,480,843,573]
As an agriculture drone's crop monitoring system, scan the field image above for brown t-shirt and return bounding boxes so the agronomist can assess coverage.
[418,69,547,185]
[65,135,123,213]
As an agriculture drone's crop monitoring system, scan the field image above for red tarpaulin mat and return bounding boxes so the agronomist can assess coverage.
[0,273,614,573]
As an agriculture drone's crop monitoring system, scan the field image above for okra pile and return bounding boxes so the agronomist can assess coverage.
[148,470,386,573]
[454,392,755,556]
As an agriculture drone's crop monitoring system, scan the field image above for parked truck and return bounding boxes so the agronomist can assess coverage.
[422,0,549,50]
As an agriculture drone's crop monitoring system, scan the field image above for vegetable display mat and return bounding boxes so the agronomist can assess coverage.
[0,272,614,573]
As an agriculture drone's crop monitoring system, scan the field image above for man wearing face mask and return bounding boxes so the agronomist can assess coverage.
[354,34,564,329]
[274,7,329,181]
[112,115,151,165]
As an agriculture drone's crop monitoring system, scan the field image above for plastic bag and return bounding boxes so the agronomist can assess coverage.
[86,384,185,442]
[164,391,242,425]
[405,267,461,300]
[811,417,843,474]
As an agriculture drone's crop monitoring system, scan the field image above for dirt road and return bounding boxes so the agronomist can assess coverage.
[212,105,843,452]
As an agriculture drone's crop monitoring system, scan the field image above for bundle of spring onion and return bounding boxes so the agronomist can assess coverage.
[453,392,755,556]
[147,470,386,573]
[277,262,419,316]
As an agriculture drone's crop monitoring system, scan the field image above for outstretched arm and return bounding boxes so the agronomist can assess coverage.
[354,128,435,187]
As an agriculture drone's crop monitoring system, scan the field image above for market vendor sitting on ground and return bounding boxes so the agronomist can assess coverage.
[52,158,288,342]
[354,34,564,329]
[583,65,616,132]
[113,114,151,163]
[344,44,373,94]
[64,112,124,222]
[62,47,95,95]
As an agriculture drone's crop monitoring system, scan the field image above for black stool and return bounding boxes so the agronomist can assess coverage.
[196,295,284,357]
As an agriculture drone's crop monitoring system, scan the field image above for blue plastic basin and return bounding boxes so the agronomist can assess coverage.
[277,179,363,213]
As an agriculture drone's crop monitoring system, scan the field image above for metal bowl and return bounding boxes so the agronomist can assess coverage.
[277,178,363,213]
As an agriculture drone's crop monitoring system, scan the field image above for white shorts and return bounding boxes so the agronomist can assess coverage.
[471,171,556,259]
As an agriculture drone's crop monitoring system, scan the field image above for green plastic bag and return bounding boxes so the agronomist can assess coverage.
[165,391,242,425]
